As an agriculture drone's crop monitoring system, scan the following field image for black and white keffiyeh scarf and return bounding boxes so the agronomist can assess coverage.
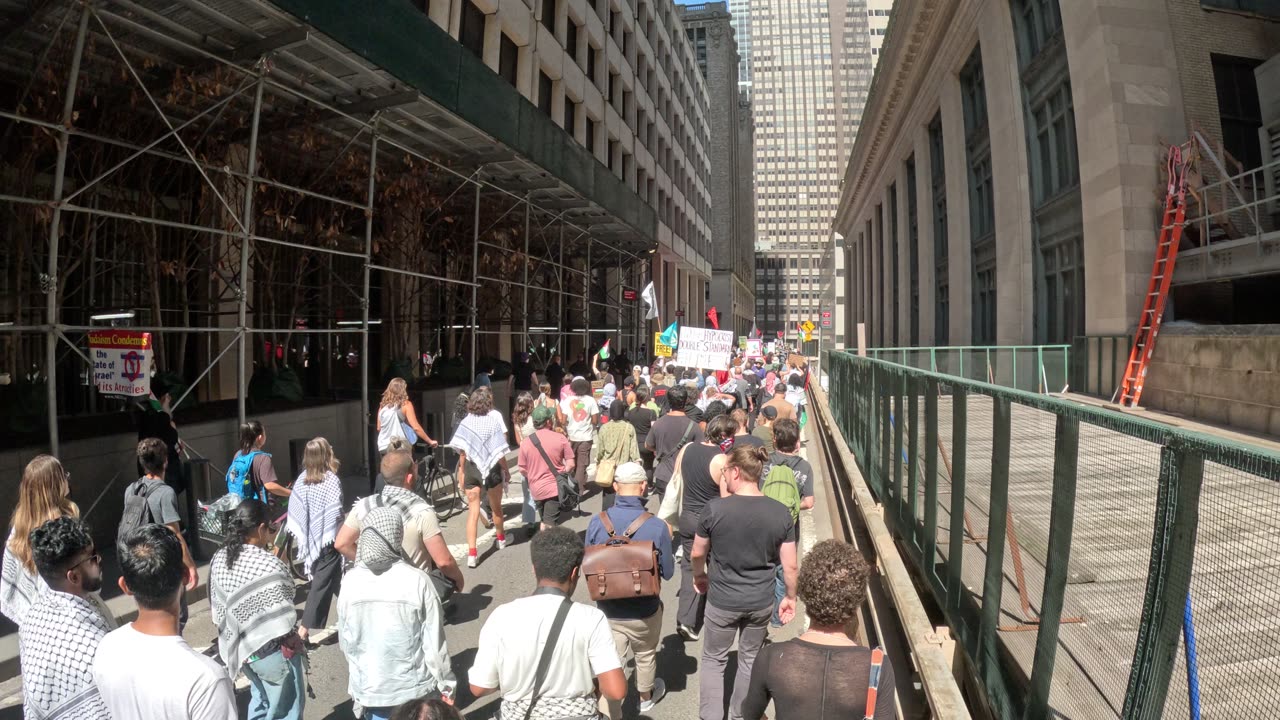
[20,590,112,720]
[0,537,46,628]
[287,471,344,577]
[449,410,509,478]
[357,507,404,574]
[210,544,298,673]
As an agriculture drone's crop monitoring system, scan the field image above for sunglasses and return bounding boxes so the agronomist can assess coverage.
[69,552,101,570]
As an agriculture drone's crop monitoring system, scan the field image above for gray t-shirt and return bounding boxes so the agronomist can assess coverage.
[647,414,704,488]
[130,478,181,526]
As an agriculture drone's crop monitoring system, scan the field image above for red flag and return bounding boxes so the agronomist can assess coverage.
[706,306,720,330]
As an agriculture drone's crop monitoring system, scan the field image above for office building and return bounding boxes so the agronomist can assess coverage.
[679,3,757,337]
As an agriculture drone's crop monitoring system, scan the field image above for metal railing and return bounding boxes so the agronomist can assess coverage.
[826,350,1280,719]
[865,345,1070,394]
[1069,334,1131,400]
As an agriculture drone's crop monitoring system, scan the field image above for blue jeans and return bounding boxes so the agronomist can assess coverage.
[771,565,786,627]
[244,648,305,720]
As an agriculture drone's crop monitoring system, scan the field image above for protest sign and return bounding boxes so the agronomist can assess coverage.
[653,331,674,357]
[745,339,763,358]
[89,330,152,397]
[676,327,734,371]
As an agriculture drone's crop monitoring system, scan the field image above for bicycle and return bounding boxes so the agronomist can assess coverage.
[415,444,460,521]
[271,507,309,582]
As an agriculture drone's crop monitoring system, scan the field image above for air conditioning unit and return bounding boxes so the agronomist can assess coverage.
[1261,118,1280,216]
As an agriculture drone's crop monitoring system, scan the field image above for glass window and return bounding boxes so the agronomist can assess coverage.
[499,33,519,87]
[541,0,556,34]
[538,72,554,117]
[1212,54,1264,170]
[459,0,485,59]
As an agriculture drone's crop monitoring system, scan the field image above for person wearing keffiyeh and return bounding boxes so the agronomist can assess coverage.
[19,516,113,720]
[210,500,306,720]
[448,386,510,568]
[287,437,345,642]
[338,507,456,718]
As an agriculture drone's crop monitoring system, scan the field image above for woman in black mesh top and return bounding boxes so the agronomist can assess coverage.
[741,539,896,719]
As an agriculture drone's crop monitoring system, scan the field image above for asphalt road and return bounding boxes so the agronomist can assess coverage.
[0,459,819,720]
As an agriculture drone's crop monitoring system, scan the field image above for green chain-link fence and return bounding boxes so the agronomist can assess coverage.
[826,350,1280,719]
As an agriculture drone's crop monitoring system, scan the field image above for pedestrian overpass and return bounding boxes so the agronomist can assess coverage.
[807,345,1280,719]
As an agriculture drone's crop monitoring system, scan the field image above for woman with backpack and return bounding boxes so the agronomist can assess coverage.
[286,438,344,643]
[228,421,291,505]
[741,540,896,720]
[211,499,306,720]
[376,378,437,455]
[592,400,640,512]
[448,387,509,568]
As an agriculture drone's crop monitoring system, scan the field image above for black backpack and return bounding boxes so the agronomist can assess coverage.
[117,480,158,547]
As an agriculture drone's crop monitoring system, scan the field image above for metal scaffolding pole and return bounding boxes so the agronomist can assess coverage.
[237,75,266,427]
[616,253,623,345]
[584,238,592,355]
[470,180,481,382]
[522,195,530,354]
[360,128,379,475]
[557,224,565,356]
[44,6,91,455]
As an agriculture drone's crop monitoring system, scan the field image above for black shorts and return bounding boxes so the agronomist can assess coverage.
[463,461,503,490]
[537,497,565,526]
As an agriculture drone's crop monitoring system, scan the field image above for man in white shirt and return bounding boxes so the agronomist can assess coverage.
[93,525,237,720]
[469,527,625,719]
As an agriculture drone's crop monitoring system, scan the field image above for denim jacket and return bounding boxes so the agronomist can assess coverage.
[337,561,456,707]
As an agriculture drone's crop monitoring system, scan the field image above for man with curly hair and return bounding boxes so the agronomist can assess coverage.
[741,540,896,719]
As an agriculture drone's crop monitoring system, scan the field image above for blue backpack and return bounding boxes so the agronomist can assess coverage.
[226,450,269,501]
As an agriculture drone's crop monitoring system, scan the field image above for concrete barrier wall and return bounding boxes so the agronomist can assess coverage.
[1143,325,1280,436]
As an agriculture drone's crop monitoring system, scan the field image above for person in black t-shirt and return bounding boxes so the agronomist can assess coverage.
[626,386,659,483]
[545,353,566,398]
[135,380,183,492]
[692,445,797,720]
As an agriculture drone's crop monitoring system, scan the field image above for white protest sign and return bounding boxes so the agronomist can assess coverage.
[676,327,735,371]
[745,339,763,358]
[89,330,152,397]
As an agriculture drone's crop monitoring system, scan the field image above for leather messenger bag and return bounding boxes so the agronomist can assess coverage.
[582,512,662,600]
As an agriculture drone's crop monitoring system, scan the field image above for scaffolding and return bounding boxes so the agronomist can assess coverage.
[0,0,655,470]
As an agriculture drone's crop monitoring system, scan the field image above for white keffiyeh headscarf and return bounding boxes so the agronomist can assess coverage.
[1,535,46,628]
[19,589,112,720]
[357,507,404,574]
[210,544,298,673]
[286,471,344,577]
[449,409,509,478]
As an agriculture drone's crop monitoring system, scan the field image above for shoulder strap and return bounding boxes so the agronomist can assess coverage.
[598,511,617,537]
[621,511,653,539]
[677,420,695,445]
[864,646,885,719]
[524,598,574,720]
[528,432,559,472]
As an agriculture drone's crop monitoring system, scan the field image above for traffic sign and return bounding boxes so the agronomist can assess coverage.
[820,310,832,329]
[801,320,815,333]
[622,288,637,301]
[675,310,685,318]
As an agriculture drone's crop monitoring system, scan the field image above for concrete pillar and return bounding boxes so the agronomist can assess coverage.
[915,125,936,346]
[1061,0,1187,336]
[940,66,972,346]
[978,0,1034,345]
[895,160,910,347]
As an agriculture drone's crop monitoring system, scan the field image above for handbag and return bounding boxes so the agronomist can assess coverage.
[594,458,617,488]
[529,432,578,507]
[428,567,456,607]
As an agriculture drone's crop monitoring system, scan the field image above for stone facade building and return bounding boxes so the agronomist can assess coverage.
[834,0,1280,433]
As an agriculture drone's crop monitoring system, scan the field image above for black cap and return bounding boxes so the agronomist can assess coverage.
[762,406,778,420]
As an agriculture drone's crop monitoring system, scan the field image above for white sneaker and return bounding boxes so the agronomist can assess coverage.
[466,555,477,569]
[677,624,700,641]
[497,536,509,550]
[639,678,667,712]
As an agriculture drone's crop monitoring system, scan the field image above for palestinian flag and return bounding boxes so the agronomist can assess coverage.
[598,339,610,359]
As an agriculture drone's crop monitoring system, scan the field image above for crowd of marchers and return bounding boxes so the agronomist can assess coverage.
[2,346,894,720]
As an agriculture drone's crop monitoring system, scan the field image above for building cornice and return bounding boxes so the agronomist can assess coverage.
[833,0,958,235]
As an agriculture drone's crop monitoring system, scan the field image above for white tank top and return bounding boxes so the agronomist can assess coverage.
[376,404,406,452]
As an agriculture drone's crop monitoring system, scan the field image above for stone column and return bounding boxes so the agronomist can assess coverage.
[941,52,971,346]
[979,0,1034,344]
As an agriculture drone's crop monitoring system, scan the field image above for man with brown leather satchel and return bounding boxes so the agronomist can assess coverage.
[582,462,675,719]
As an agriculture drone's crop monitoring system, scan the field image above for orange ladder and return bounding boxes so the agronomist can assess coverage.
[1118,146,1190,408]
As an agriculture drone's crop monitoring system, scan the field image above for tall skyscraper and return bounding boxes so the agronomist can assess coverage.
[865,0,893,66]
[750,0,874,345]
